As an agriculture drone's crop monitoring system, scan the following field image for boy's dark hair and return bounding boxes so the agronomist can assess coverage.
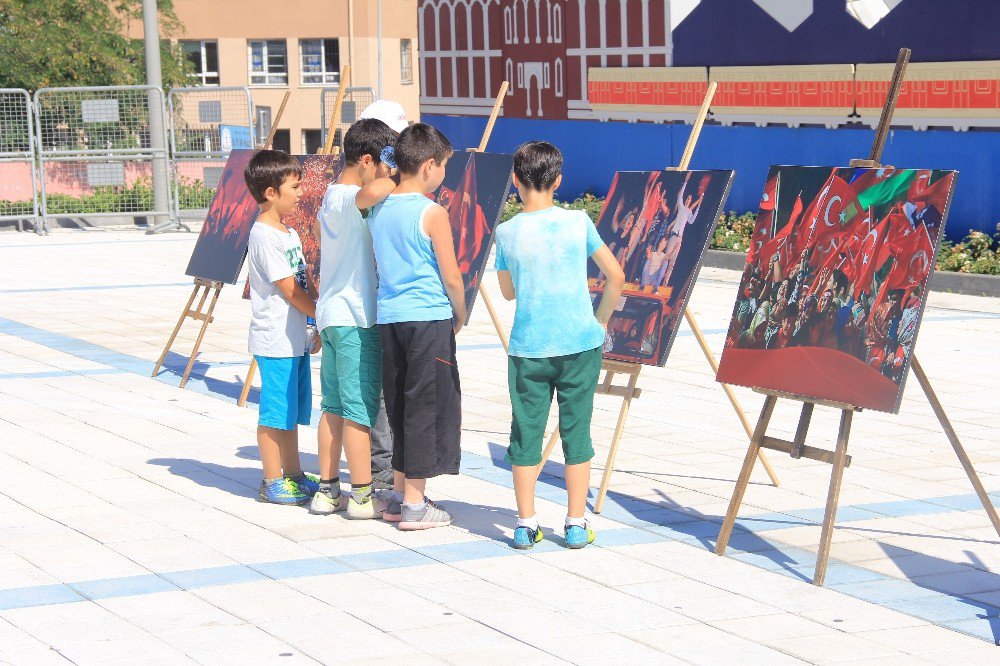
[394,123,453,174]
[343,118,398,166]
[513,141,563,191]
[244,150,303,204]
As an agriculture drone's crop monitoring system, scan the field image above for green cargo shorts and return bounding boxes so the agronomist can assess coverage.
[506,346,602,467]
[319,325,382,428]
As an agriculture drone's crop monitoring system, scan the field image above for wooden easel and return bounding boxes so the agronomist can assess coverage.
[151,277,223,387]
[153,90,292,390]
[536,82,780,514]
[470,81,512,352]
[714,48,1000,587]
[237,73,351,408]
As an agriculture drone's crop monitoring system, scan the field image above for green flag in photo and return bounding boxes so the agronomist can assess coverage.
[856,171,917,212]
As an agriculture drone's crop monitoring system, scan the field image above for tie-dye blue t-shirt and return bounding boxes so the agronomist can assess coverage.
[494,206,606,358]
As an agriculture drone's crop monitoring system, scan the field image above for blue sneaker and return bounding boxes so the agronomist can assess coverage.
[565,522,595,549]
[287,472,320,496]
[259,478,309,505]
[513,525,543,550]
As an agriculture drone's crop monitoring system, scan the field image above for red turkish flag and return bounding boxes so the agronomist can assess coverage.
[852,214,889,299]
[795,173,862,259]
[880,216,935,293]
[760,173,778,212]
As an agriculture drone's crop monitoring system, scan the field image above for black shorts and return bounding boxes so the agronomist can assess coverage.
[380,319,462,479]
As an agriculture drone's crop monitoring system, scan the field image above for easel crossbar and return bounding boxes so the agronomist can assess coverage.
[760,436,853,467]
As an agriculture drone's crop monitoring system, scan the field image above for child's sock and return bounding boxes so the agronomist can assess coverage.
[388,489,404,502]
[351,482,373,504]
[517,515,539,531]
[565,514,586,528]
[319,478,340,497]
[403,501,427,514]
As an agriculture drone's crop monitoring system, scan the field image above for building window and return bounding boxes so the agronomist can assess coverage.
[543,62,551,88]
[553,4,562,42]
[300,39,340,85]
[248,39,288,85]
[506,59,514,93]
[271,128,291,153]
[181,41,220,86]
[555,58,563,97]
[302,129,322,154]
[504,7,512,43]
[400,39,413,85]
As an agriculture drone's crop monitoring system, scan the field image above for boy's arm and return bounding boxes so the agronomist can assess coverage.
[274,276,317,319]
[591,246,625,328]
[497,270,515,301]
[356,176,397,211]
[424,205,468,333]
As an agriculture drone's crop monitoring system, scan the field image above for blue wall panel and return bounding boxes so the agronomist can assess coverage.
[424,114,997,242]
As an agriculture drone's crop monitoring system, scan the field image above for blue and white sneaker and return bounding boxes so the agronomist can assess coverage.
[259,478,310,505]
[288,472,320,496]
[564,522,596,549]
[513,525,544,550]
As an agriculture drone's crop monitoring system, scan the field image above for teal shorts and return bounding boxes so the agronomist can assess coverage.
[320,325,382,427]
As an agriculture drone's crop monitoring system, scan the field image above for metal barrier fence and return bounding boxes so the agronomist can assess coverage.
[0,89,40,232]
[320,87,376,150]
[33,85,173,229]
[168,86,255,226]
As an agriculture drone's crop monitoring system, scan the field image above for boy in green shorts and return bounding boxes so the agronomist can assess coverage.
[494,141,625,549]
[310,118,400,518]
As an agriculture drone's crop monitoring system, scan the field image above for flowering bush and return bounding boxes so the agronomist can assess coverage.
[937,227,1000,275]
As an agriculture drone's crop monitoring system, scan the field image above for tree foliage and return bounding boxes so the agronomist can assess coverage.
[0,0,192,92]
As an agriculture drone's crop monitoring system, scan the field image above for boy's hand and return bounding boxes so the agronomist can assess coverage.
[310,333,322,354]
[453,321,464,336]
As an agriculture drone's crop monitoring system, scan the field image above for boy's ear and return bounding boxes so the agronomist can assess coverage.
[359,154,374,169]
[553,174,563,191]
[264,185,279,201]
[511,173,521,189]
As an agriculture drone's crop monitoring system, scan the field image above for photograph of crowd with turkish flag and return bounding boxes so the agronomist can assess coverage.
[716,165,958,413]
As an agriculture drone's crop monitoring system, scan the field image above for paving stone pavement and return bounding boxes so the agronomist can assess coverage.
[0,228,998,664]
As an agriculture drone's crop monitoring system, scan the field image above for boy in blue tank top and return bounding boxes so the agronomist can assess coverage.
[365,123,467,530]
[494,141,625,549]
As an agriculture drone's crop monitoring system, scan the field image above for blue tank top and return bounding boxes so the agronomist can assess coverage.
[370,193,453,323]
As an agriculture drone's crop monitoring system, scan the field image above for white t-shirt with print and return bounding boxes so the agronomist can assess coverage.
[315,183,378,329]
[247,222,309,357]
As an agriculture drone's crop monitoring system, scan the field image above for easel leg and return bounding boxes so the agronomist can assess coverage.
[911,356,1000,537]
[180,285,221,389]
[477,284,509,353]
[683,310,780,487]
[716,395,778,555]
[814,409,853,586]
[535,428,560,478]
[238,358,258,408]
[594,371,640,514]
[152,284,200,377]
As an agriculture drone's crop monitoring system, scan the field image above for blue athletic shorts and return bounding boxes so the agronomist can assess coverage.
[255,354,312,430]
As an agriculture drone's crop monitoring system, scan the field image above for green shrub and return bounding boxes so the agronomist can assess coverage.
[711,211,757,253]
[500,191,606,224]
[5,176,215,217]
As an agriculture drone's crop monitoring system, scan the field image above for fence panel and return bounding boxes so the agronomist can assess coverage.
[169,86,255,220]
[34,85,172,226]
[320,87,377,150]
[0,89,39,231]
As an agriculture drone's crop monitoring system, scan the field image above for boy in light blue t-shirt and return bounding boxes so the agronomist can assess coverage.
[494,141,625,550]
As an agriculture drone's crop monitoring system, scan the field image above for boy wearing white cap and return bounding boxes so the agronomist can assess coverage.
[359,99,409,133]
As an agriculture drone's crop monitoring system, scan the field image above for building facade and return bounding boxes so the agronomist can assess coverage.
[128,0,421,154]
[418,0,674,120]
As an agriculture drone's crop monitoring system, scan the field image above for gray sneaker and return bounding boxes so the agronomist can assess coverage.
[372,469,394,491]
[398,502,452,530]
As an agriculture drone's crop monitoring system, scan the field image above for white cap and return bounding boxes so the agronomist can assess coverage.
[359,100,408,133]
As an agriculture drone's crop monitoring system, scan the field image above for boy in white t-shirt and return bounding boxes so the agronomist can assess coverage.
[245,150,321,505]
[309,118,401,518]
